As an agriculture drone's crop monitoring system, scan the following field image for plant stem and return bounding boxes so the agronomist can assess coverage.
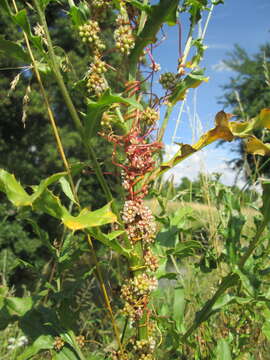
[33,0,113,203]
[11,0,78,204]
[86,234,124,353]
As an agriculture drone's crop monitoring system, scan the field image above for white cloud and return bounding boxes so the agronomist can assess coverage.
[163,144,245,187]
[212,60,232,72]
[206,43,230,50]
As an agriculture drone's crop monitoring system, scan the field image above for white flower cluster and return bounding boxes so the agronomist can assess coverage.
[7,336,28,350]
[122,200,156,244]
[87,57,108,96]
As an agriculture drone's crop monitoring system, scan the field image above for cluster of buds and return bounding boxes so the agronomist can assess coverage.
[53,336,65,351]
[114,15,135,55]
[141,107,159,126]
[92,0,110,8]
[159,72,178,91]
[86,56,108,96]
[144,249,159,272]
[134,338,156,359]
[79,20,105,52]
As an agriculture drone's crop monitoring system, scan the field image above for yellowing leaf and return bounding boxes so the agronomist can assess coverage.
[245,136,270,156]
[63,202,117,230]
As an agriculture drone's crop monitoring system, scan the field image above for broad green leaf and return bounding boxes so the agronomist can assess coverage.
[0,169,31,206]
[173,287,185,332]
[4,296,33,316]
[216,339,232,360]
[0,36,30,62]
[12,10,43,51]
[85,90,143,138]
[88,228,130,256]
[59,177,79,205]
[52,346,80,360]
[233,267,255,297]
[230,108,270,136]
[17,335,54,360]
[0,169,65,207]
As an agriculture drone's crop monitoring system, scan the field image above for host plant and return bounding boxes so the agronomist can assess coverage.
[0,0,270,359]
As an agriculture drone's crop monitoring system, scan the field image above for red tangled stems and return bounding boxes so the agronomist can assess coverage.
[105,119,163,200]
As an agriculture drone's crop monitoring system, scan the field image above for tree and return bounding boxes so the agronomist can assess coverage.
[221,43,270,179]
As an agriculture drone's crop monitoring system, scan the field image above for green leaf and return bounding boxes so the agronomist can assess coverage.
[216,339,232,360]
[169,70,209,105]
[173,240,202,258]
[0,0,12,14]
[59,177,79,205]
[0,36,30,62]
[17,334,54,360]
[12,10,43,51]
[126,0,151,13]
[52,346,80,360]
[4,296,33,317]
[85,90,143,138]
[68,4,89,26]
[88,228,130,257]
[173,287,185,332]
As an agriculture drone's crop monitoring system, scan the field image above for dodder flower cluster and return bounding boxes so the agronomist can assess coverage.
[114,14,135,55]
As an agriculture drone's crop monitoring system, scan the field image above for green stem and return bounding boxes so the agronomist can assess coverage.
[33,0,113,203]
[158,104,173,142]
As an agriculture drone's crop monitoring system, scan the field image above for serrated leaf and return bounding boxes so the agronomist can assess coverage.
[0,36,30,62]
[85,90,142,138]
[63,202,117,230]
[12,10,43,51]
[17,334,54,360]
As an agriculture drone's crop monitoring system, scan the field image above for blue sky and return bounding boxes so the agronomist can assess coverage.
[149,0,270,185]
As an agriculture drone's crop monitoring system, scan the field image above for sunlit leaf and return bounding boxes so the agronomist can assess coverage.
[4,296,33,317]
[245,136,270,156]
[63,203,117,230]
